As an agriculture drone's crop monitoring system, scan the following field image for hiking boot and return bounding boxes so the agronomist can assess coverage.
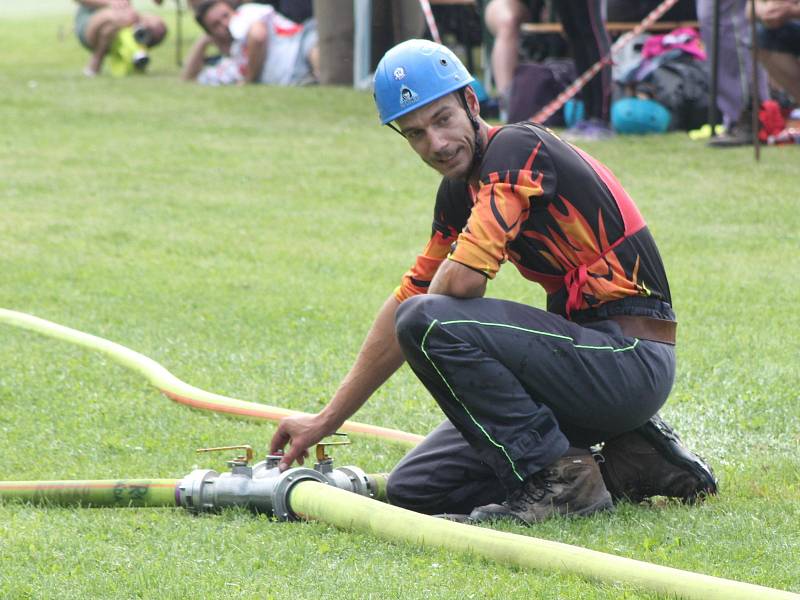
[597,414,718,504]
[469,455,613,525]
[707,125,753,147]
[708,107,755,147]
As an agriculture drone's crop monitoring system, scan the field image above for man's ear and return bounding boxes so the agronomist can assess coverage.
[464,85,481,118]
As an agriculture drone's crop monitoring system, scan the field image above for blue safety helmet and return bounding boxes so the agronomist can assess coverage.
[373,39,475,125]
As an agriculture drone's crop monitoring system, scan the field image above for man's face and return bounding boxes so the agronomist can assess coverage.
[203,2,234,44]
[396,91,477,180]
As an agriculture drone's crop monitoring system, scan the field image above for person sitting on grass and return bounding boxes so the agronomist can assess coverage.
[74,0,167,77]
[269,40,718,524]
[182,0,318,86]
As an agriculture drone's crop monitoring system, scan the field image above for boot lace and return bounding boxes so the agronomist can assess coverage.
[505,469,559,510]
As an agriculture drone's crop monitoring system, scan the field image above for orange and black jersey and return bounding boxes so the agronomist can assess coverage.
[395,122,674,321]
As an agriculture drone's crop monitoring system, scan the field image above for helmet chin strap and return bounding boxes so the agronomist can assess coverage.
[386,121,405,137]
[458,88,484,180]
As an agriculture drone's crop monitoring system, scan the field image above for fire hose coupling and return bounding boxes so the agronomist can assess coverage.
[271,467,330,521]
[177,438,378,520]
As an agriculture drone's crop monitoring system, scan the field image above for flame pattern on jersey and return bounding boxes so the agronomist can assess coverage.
[520,194,647,315]
[394,219,458,301]
[395,123,671,319]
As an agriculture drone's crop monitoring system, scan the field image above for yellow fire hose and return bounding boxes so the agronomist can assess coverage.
[1,308,798,600]
[0,308,422,446]
[291,481,799,600]
[0,479,179,507]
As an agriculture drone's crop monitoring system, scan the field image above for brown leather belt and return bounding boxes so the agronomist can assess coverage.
[608,315,677,345]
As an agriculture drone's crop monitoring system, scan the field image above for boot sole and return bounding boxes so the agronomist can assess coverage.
[470,493,614,525]
[571,494,615,517]
[638,415,718,500]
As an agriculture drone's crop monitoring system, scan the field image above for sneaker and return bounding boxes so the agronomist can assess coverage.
[469,455,613,524]
[597,414,718,504]
[562,118,615,142]
[132,51,150,71]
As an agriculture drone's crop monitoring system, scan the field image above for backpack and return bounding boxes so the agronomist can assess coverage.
[636,55,709,131]
[506,59,577,125]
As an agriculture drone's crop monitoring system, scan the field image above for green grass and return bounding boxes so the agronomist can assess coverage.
[1,6,799,599]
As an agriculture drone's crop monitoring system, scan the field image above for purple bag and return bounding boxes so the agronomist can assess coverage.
[506,59,576,125]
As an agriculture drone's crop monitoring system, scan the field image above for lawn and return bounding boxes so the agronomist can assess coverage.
[0,3,798,599]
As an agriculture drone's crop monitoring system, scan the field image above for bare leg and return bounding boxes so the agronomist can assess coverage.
[87,20,120,74]
[758,49,800,103]
[83,6,138,74]
[484,0,532,96]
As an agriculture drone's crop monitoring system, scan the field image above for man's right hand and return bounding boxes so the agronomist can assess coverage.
[267,294,404,473]
[269,414,334,471]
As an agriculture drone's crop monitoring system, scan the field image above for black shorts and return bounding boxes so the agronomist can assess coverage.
[757,20,800,55]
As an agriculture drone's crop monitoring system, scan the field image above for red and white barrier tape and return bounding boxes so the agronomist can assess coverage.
[418,0,442,44]
[530,0,682,123]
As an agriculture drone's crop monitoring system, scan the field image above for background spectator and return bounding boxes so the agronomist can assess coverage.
[185,0,318,86]
[181,0,234,82]
[74,0,166,76]
[698,0,770,146]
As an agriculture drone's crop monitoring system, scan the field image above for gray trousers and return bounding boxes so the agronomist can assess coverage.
[386,295,675,514]
[696,0,770,127]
